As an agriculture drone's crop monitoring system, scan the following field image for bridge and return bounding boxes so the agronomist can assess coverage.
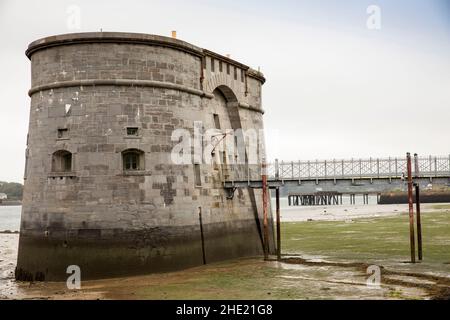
[223,155,450,195]
[222,154,450,260]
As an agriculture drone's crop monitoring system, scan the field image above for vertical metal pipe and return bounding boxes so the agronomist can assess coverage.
[198,207,206,265]
[415,184,423,261]
[262,161,269,260]
[406,153,416,263]
[276,187,281,261]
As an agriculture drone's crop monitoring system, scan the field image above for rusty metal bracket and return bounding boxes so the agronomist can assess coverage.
[225,187,237,200]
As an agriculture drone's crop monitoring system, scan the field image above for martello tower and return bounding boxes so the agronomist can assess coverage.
[16,32,274,281]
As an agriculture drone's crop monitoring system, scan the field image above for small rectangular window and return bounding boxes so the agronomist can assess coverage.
[234,66,237,80]
[194,164,202,186]
[219,61,223,72]
[127,127,139,136]
[227,64,230,75]
[57,128,69,139]
[241,69,245,82]
[213,114,221,129]
[211,58,215,72]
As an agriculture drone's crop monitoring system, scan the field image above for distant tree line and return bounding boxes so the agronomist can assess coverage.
[0,181,23,200]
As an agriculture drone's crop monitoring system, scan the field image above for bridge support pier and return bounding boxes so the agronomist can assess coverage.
[350,194,355,205]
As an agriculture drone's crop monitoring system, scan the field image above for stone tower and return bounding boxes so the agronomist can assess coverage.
[16,32,274,281]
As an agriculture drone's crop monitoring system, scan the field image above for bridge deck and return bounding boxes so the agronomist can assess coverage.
[223,156,450,189]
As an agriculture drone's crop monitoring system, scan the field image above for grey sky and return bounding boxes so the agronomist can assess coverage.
[1,0,449,183]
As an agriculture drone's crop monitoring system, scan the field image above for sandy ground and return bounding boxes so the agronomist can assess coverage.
[0,234,19,299]
[1,203,449,300]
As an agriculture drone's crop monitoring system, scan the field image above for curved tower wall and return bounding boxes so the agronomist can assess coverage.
[17,32,273,281]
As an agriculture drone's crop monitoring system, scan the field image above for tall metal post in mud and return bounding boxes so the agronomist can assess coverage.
[406,153,416,263]
[415,184,423,261]
[262,161,269,260]
[413,153,423,261]
[198,207,206,265]
[276,187,281,260]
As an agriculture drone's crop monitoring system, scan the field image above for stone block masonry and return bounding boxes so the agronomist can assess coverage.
[16,32,274,281]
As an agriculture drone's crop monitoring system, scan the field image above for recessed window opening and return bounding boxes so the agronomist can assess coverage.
[52,150,72,172]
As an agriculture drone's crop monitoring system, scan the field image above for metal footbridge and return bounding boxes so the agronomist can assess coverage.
[223,155,450,189]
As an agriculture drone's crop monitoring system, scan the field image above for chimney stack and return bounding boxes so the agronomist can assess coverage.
[171,31,177,39]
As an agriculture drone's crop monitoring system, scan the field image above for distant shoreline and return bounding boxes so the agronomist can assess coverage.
[0,200,22,206]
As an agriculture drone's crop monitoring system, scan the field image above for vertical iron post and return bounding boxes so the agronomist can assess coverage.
[262,161,269,260]
[415,183,423,261]
[276,187,281,261]
[406,153,416,263]
[198,207,206,265]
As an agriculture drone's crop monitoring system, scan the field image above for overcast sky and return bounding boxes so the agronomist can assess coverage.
[1,0,449,183]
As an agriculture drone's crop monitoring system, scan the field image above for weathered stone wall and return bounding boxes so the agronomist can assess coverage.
[17,32,273,281]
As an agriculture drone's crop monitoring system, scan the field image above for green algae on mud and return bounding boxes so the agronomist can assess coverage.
[282,211,450,271]
[431,204,450,210]
[5,209,450,300]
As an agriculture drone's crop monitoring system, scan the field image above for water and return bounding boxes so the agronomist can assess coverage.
[0,206,21,232]
[0,198,378,232]
[0,196,378,231]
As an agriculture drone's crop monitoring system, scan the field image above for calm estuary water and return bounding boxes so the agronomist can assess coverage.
[0,206,21,232]
[0,197,379,232]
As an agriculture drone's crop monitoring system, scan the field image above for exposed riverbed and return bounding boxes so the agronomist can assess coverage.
[1,203,449,299]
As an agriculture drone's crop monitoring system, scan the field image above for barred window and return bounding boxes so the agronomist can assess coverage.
[122,149,144,171]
